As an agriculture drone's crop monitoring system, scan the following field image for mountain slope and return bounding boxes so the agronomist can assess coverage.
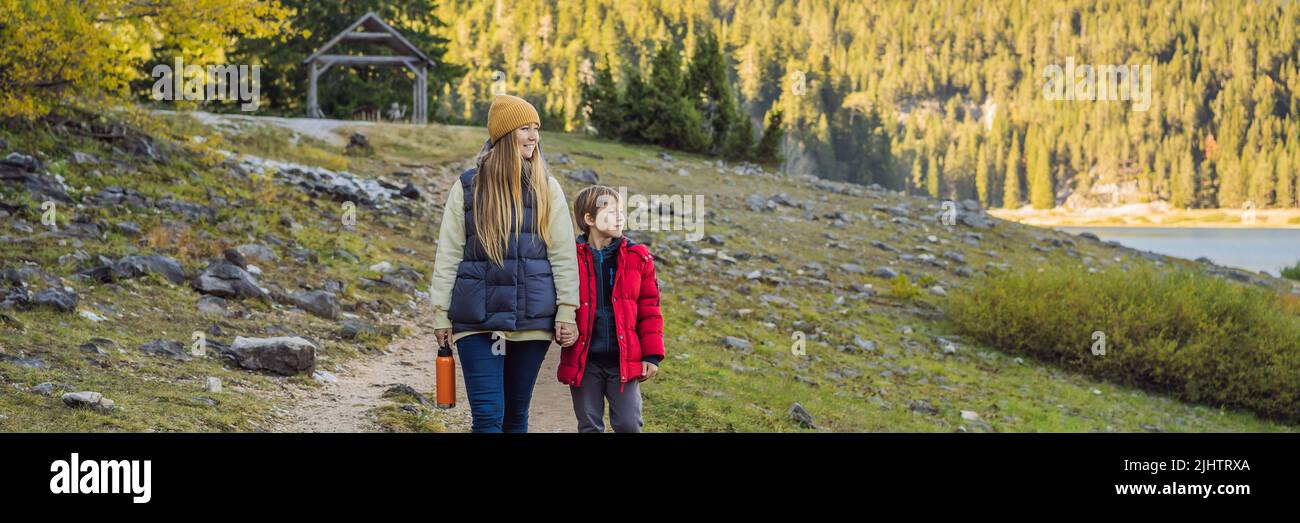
[1,109,1295,432]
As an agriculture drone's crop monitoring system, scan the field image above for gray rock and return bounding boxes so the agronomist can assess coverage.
[62,391,115,413]
[114,221,142,236]
[566,169,599,185]
[839,263,866,274]
[337,318,379,340]
[30,382,55,396]
[872,240,900,253]
[720,336,753,352]
[399,183,421,199]
[139,339,190,360]
[222,336,316,375]
[93,186,150,207]
[288,290,339,320]
[79,337,116,356]
[222,248,248,269]
[788,402,816,429]
[70,151,100,165]
[111,255,186,285]
[32,287,77,312]
[236,243,278,262]
[872,267,899,279]
[204,377,222,393]
[196,295,228,316]
[0,158,72,202]
[0,354,46,368]
[2,152,41,171]
[193,260,267,300]
[852,336,877,352]
[383,383,434,408]
[312,370,338,383]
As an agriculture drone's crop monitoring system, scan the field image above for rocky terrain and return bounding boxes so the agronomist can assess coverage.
[2,109,1297,432]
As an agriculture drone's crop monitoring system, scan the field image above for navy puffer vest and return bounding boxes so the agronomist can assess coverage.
[447,167,558,333]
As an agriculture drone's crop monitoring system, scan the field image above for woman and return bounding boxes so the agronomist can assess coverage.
[429,94,580,433]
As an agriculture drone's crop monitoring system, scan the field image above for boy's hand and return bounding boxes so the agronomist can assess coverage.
[639,361,659,382]
[554,321,578,347]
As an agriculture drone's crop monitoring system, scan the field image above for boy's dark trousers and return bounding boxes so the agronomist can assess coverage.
[570,357,643,433]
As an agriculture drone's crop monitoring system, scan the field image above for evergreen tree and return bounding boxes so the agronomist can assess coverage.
[643,41,709,151]
[975,144,991,207]
[1028,130,1054,209]
[1003,132,1023,209]
[581,57,623,139]
[756,108,785,165]
[686,30,739,154]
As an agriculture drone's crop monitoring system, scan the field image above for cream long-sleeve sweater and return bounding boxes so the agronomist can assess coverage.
[429,175,579,344]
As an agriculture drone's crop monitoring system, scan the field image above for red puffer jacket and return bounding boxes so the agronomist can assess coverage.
[557,236,664,389]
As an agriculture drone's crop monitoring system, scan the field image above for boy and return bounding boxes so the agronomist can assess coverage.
[557,185,665,433]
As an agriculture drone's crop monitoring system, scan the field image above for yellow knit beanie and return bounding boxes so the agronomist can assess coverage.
[487,94,541,144]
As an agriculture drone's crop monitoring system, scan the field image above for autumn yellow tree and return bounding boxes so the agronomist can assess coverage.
[0,0,291,119]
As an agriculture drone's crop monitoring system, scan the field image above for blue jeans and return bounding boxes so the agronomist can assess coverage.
[455,333,550,433]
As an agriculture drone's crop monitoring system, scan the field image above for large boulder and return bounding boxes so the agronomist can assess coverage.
[110,255,186,285]
[138,339,191,361]
[287,290,339,320]
[32,287,77,313]
[193,260,267,300]
[222,336,316,375]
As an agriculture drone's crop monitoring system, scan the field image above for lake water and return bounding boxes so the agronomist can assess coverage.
[1055,227,1300,276]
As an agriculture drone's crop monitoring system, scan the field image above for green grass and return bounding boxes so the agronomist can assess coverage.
[946,264,1300,422]
[6,107,1299,433]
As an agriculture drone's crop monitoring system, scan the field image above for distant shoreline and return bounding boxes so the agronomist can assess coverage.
[989,206,1300,229]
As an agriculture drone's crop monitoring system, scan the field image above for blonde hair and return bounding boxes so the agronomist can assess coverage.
[471,132,552,266]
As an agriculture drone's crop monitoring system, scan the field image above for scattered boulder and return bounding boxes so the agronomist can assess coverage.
[788,402,816,429]
[139,339,190,360]
[346,132,372,154]
[566,169,599,185]
[204,377,222,393]
[70,151,100,165]
[196,295,228,316]
[193,260,267,300]
[92,186,150,208]
[110,255,186,285]
[287,290,339,320]
[32,287,77,313]
[0,152,70,203]
[0,354,46,368]
[399,183,421,199]
[79,337,117,356]
[235,243,278,263]
[62,391,115,413]
[839,263,866,274]
[222,336,316,375]
[383,383,434,408]
[720,336,753,352]
[114,221,142,236]
[872,267,899,279]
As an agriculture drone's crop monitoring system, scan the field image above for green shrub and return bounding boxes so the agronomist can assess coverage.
[1282,261,1300,282]
[946,265,1300,421]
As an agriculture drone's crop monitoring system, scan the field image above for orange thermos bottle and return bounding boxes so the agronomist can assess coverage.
[436,340,456,409]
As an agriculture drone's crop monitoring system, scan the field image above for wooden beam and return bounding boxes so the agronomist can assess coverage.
[317,54,419,66]
[341,32,397,42]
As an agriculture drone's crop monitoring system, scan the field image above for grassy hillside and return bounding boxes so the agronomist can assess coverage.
[2,108,1297,432]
